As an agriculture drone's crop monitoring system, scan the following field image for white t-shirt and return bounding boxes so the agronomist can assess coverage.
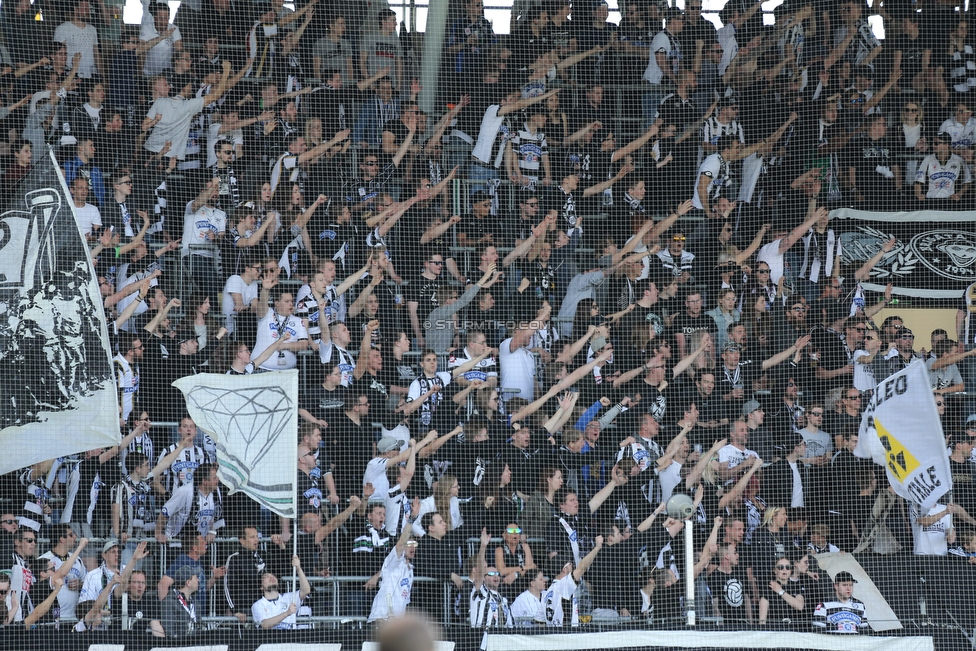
[499,338,535,401]
[852,349,877,391]
[140,16,181,76]
[54,21,99,78]
[79,564,125,613]
[692,153,728,210]
[38,551,86,620]
[222,274,259,332]
[643,30,676,84]
[75,202,102,235]
[718,444,759,473]
[412,495,463,537]
[367,547,414,622]
[659,461,682,502]
[145,96,205,158]
[181,201,226,258]
[254,309,308,371]
[251,590,302,629]
[364,457,392,500]
[910,502,951,556]
[511,590,546,627]
[542,574,578,626]
[757,239,787,285]
[471,105,510,168]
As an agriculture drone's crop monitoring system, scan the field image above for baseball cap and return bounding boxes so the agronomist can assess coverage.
[741,400,762,417]
[102,539,121,553]
[173,566,198,587]
[722,341,742,353]
[664,7,685,20]
[967,414,976,426]
[376,436,404,454]
[591,335,608,352]
[833,571,858,584]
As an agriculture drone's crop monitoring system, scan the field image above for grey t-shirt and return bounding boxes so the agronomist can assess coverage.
[360,32,402,87]
[144,95,206,159]
[313,37,355,84]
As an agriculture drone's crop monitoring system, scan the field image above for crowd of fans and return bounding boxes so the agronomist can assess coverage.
[5,0,976,640]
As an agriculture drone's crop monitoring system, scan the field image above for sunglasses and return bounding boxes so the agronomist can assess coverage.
[1,519,17,525]
[791,306,808,312]
[672,235,686,242]
[900,334,915,340]
[809,411,824,416]
[486,571,501,577]
[363,161,379,166]
[757,269,770,273]
[506,527,522,534]
[428,260,444,265]
[23,538,36,543]
[855,327,867,332]
[847,395,861,400]
[776,564,792,570]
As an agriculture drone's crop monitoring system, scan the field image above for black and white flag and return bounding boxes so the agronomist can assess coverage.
[0,149,120,473]
[174,370,298,517]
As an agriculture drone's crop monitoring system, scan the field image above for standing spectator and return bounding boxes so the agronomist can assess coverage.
[253,271,311,371]
[367,516,419,622]
[642,9,685,126]
[140,0,181,76]
[54,0,101,79]
[360,10,403,91]
[155,462,225,543]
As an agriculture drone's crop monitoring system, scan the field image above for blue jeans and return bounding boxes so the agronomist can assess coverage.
[467,162,500,193]
[642,87,665,129]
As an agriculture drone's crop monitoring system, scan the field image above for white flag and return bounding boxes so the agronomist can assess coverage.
[173,371,298,517]
[854,360,952,512]
[0,150,120,474]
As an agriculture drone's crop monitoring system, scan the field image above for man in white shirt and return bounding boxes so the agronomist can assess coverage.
[756,207,824,285]
[642,9,685,126]
[156,462,225,543]
[251,555,312,629]
[181,179,226,302]
[70,175,101,240]
[38,525,88,621]
[450,329,498,387]
[511,536,603,627]
[367,514,419,622]
[54,0,101,78]
[222,260,261,335]
[139,0,182,76]
[253,270,312,371]
[500,323,538,402]
[716,420,759,483]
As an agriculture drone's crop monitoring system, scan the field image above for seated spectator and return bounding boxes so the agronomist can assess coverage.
[812,571,867,634]
[758,555,806,626]
[252,556,312,629]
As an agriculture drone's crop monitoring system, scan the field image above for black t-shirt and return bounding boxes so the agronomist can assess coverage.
[762,579,806,624]
[669,312,718,342]
[326,414,375,499]
[297,468,323,516]
[299,382,347,420]
[706,566,750,621]
[457,213,500,245]
[408,274,441,322]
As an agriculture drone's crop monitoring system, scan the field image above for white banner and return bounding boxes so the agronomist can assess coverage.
[854,360,952,512]
[0,149,120,474]
[173,371,298,517]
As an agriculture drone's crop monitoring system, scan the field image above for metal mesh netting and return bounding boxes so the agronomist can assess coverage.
[0,1,974,649]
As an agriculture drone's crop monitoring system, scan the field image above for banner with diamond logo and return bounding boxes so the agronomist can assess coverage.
[173,370,298,517]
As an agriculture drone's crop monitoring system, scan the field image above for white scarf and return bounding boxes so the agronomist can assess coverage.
[799,228,836,283]
[558,516,581,565]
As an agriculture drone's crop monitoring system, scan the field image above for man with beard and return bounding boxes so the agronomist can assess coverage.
[251,556,312,629]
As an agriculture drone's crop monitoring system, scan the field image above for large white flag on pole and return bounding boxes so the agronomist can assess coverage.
[0,150,120,474]
[173,370,298,517]
[854,360,952,512]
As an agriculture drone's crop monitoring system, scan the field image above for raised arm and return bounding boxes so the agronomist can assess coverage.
[571,535,604,582]
[855,236,895,281]
[611,121,661,162]
[686,438,726,490]
[777,204,823,255]
[497,89,559,117]
[718,456,761,509]
[760,334,810,370]
[353,320,380,380]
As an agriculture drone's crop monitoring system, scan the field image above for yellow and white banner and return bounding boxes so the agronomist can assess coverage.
[854,360,952,512]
